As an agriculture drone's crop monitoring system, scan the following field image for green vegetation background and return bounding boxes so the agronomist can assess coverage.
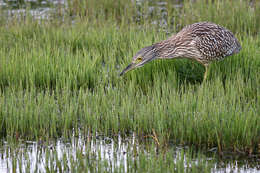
[0,0,259,154]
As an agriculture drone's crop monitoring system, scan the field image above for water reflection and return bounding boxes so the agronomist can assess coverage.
[0,133,259,173]
[0,133,139,172]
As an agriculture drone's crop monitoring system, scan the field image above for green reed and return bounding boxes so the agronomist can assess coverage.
[0,0,259,154]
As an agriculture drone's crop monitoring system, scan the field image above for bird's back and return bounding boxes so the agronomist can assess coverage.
[179,22,241,64]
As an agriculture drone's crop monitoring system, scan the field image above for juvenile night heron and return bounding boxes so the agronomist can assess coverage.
[120,22,241,81]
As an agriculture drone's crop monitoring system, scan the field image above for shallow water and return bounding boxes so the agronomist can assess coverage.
[0,134,259,173]
[0,0,178,23]
[0,0,66,20]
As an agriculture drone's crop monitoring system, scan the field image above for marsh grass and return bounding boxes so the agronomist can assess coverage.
[0,0,259,155]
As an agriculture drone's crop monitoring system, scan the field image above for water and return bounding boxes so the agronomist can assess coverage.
[0,134,259,173]
[0,0,66,20]
[0,0,66,9]
[0,134,138,172]
[0,0,178,23]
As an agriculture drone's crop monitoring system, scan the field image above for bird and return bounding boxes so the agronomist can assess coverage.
[119,22,241,81]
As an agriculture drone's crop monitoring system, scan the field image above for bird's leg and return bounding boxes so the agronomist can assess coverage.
[203,64,208,81]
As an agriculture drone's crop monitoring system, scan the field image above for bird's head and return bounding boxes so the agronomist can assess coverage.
[119,45,158,76]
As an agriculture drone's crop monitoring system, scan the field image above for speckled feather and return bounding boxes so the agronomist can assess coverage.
[120,22,241,78]
[154,22,241,65]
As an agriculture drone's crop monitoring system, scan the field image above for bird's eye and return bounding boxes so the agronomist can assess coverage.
[136,56,142,63]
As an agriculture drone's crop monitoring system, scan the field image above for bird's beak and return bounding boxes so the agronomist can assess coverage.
[119,63,136,76]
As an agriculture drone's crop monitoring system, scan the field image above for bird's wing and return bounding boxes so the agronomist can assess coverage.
[191,22,241,61]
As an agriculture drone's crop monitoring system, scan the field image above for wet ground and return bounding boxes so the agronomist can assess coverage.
[0,134,259,172]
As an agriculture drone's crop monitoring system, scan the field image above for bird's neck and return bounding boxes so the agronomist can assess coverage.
[154,36,197,59]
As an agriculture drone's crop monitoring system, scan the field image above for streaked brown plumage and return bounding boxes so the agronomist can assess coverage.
[120,22,241,81]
